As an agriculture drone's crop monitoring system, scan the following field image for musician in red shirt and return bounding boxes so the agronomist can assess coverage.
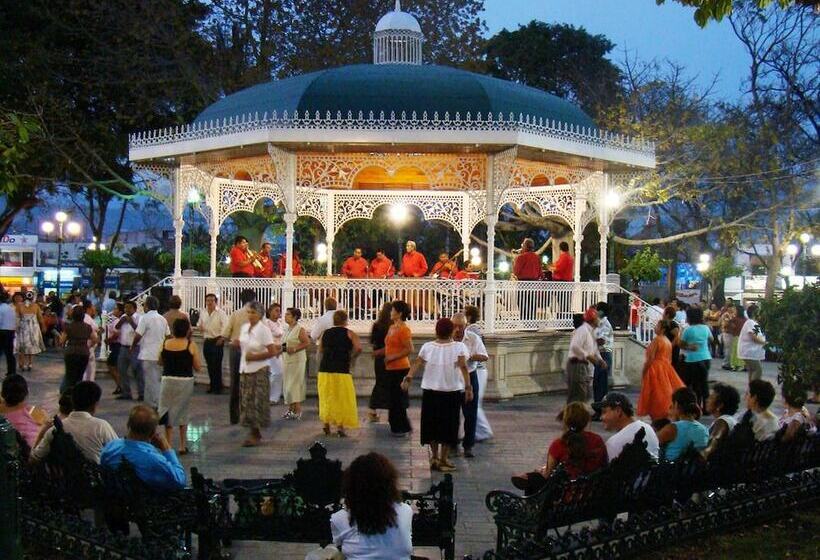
[341,248,369,278]
[255,242,275,278]
[276,252,303,276]
[400,241,428,278]
[429,252,456,280]
[369,249,395,278]
[549,241,574,281]
[229,236,255,278]
[512,238,542,281]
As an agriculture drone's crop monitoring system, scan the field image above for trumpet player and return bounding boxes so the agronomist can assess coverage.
[229,236,256,278]
[254,242,274,278]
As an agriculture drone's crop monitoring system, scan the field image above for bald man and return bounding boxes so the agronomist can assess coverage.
[400,241,428,277]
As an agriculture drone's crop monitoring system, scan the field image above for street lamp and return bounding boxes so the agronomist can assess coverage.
[316,242,328,264]
[786,243,799,256]
[389,204,410,263]
[604,190,621,209]
[498,260,510,274]
[812,244,820,258]
[40,212,81,298]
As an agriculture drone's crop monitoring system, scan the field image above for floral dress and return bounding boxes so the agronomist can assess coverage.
[16,308,45,354]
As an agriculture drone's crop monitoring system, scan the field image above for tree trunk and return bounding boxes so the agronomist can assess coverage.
[764,252,780,300]
[666,262,677,300]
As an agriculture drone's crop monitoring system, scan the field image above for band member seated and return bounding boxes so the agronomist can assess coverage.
[276,252,303,276]
[400,241,428,278]
[369,249,395,278]
[429,252,457,280]
[255,242,275,278]
[512,238,541,281]
[341,248,369,279]
[229,236,256,278]
[549,241,574,281]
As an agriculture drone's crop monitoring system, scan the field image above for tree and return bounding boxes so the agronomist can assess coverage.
[0,111,49,236]
[619,247,669,287]
[703,255,744,304]
[659,0,813,26]
[484,21,622,118]
[81,249,121,290]
[123,245,163,288]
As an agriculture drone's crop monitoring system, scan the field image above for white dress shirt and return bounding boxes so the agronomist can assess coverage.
[117,312,141,346]
[331,502,413,560]
[310,310,337,342]
[239,321,275,373]
[737,319,766,361]
[459,330,488,373]
[0,302,16,330]
[31,411,118,464]
[135,310,170,361]
[199,308,228,339]
[567,322,602,362]
[596,317,614,353]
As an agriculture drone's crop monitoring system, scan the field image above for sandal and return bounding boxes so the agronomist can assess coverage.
[367,412,379,423]
[437,462,456,473]
[323,424,331,435]
[439,459,456,470]
[429,458,440,471]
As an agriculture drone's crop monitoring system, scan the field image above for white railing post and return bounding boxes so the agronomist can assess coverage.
[283,212,296,308]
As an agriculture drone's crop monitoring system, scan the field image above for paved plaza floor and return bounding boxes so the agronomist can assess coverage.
[12,350,788,559]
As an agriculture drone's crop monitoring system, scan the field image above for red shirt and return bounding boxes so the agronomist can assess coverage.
[547,431,608,479]
[630,300,641,326]
[229,246,255,276]
[552,251,574,281]
[401,251,428,277]
[369,256,395,278]
[277,255,302,276]
[429,261,454,279]
[341,256,369,278]
[256,253,274,278]
[513,251,541,280]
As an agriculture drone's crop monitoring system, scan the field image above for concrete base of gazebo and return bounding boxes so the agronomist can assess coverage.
[184,331,644,401]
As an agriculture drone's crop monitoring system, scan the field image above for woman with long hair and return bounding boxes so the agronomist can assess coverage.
[511,401,607,495]
[637,320,686,421]
[680,306,713,410]
[15,291,45,372]
[366,302,393,423]
[657,387,709,461]
[158,317,201,454]
[58,305,98,394]
[317,310,362,437]
[330,452,413,559]
[282,307,310,420]
[402,318,472,472]
[384,301,413,436]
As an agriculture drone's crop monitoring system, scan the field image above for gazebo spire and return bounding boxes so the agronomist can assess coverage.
[373,0,424,65]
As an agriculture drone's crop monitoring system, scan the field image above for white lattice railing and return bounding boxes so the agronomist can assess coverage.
[172,276,613,333]
[129,110,655,157]
[130,276,175,310]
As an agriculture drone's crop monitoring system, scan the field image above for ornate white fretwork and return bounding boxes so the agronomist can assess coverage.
[500,185,577,228]
[510,160,594,188]
[216,180,284,228]
[296,152,485,191]
[131,162,177,216]
[296,188,330,229]
[332,190,467,234]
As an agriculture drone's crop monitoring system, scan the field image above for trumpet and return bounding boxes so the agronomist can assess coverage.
[247,249,265,270]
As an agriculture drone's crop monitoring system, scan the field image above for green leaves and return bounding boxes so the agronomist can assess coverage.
[758,283,820,392]
[658,0,797,27]
[0,112,41,195]
[620,247,671,285]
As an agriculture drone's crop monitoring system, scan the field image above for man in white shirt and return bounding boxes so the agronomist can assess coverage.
[452,313,488,458]
[115,301,143,400]
[600,392,660,460]
[592,302,614,420]
[310,297,338,342]
[737,304,766,382]
[133,296,170,408]
[31,381,117,464]
[199,293,228,394]
[564,307,607,408]
[0,291,17,376]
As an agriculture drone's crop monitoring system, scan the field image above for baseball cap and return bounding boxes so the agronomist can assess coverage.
[600,392,634,416]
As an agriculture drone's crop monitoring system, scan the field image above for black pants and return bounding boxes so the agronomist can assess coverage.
[461,370,479,450]
[386,368,411,434]
[593,351,612,404]
[229,346,241,424]
[683,360,710,410]
[62,354,89,394]
[0,329,15,377]
[203,338,224,392]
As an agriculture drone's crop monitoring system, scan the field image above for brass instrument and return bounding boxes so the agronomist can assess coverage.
[247,249,265,270]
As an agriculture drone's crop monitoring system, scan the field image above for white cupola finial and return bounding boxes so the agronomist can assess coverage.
[373,1,424,65]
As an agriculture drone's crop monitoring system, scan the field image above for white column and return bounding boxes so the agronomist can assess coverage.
[572,192,587,312]
[326,235,335,276]
[283,212,296,308]
[598,174,610,302]
[483,157,497,334]
[173,219,184,278]
[326,191,335,276]
[209,223,218,278]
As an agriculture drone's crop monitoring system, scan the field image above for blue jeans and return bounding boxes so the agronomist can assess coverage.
[593,351,612,404]
[461,370,480,450]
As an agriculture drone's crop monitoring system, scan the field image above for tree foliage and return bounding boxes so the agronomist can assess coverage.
[123,245,164,288]
[484,21,621,118]
[659,0,804,26]
[758,283,820,392]
[620,248,670,285]
[80,249,122,290]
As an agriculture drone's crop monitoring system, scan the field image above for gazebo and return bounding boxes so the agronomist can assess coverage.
[128,1,655,341]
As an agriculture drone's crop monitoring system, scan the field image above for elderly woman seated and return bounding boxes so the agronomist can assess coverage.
[511,402,607,495]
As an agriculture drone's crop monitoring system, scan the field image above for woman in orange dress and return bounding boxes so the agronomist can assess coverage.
[638,320,685,421]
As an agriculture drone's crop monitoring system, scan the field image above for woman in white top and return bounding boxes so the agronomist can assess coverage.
[703,382,740,458]
[235,302,277,447]
[264,303,286,404]
[465,305,493,442]
[779,389,817,442]
[402,318,472,473]
[330,452,413,560]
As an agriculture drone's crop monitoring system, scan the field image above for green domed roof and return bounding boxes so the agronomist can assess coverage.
[195,64,596,129]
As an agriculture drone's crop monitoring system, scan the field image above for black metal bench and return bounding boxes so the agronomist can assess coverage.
[195,442,457,560]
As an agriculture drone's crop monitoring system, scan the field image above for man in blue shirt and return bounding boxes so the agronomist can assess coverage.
[100,404,186,491]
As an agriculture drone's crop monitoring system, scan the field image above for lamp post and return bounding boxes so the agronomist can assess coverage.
[798,233,812,287]
[389,204,409,265]
[696,253,710,302]
[41,212,81,299]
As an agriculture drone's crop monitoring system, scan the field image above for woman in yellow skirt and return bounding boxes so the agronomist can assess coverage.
[317,310,362,437]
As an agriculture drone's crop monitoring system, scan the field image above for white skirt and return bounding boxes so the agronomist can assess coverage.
[475,365,493,441]
[158,376,195,426]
